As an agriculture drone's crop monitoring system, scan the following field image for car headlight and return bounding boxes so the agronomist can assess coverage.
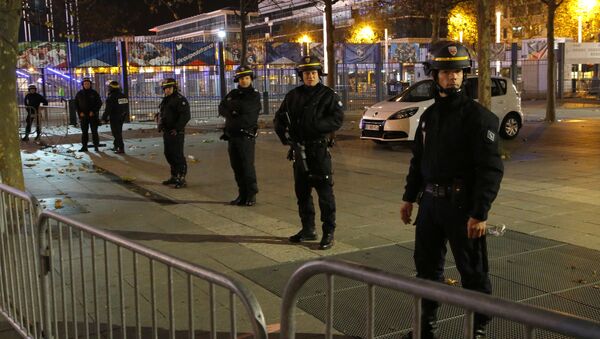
[388,107,418,120]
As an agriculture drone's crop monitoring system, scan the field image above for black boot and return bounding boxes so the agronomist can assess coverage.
[474,323,487,339]
[230,196,246,205]
[319,231,335,250]
[289,229,317,243]
[34,134,41,141]
[21,136,29,141]
[162,177,177,185]
[401,314,439,339]
[173,176,186,189]
[244,194,256,206]
[78,147,88,152]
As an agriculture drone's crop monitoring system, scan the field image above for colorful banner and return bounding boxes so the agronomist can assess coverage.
[266,43,301,64]
[70,42,118,67]
[308,43,344,63]
[175,42,216,66]
[344,44,379,64]
[522,39,547,60]
[128,42,173,66]
[389,43,419,63]
[245,41,265,65]
[491,43,506,61]
[17,42,67,68]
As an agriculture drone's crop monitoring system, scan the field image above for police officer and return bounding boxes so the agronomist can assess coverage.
[74,77,103,152]
[102,81,129,154]
[22,84,48,141]
[219,65,262,206]
[400,41,504,339]
[274,55,344,250]
[158,78,190,189]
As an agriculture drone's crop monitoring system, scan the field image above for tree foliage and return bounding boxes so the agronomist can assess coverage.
[554,0,600,41]
[447,1,478,45]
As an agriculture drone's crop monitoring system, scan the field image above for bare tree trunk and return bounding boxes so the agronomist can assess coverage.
[325,0,336,88]
[430,3,441,43]
[0,1,25,190]
[240,0,247,65]
[545,1,557,122]
[477,0,492,110]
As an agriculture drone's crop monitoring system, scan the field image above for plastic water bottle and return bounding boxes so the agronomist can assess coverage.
[487,224,506,237]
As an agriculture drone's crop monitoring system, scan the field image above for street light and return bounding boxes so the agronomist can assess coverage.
[496,11,501,74]
[217,30,226,40]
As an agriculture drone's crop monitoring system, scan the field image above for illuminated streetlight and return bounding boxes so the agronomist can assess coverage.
[298,34,312,44]
[217,30,226,40]
[349,24,377,43]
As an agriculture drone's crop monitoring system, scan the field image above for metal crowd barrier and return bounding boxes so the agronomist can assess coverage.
[279,260,600,339]
[0,183,43,338]
[37,210,268,339]
[19,104,70,142]
[1,183,267,338]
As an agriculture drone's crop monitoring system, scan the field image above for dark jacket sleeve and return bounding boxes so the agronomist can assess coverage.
[94,92,103,113]
[468,106,504,221]
[40,95,48,106]
[243,91,262,116]
[273,93,290,144]
[315,90,344,134]
[402,111,426,202]
[218,92,232,118]
[174,97,191,131]
[74,91,81,112]
[102,95,116,121]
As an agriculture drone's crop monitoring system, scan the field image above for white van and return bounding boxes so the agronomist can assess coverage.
[360,76,523,142]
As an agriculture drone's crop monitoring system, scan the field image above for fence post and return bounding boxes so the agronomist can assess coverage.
[218,41,227,99]
[511,43,518,85]
[119,41,129,98]
[557,42,564,100]
[375,43,383,102]
[38,216,52,339]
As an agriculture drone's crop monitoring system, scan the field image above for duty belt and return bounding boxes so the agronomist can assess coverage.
[424,182,462,198]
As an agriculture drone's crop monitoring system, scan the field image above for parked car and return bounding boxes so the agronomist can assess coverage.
[360,76,523,142]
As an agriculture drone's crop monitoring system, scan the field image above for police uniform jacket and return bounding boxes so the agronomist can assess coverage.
[218,86,261,135]
[74,88,102,115]
[102,89,129,122]
[159,91,190,132]
[24,93,48,109]
[402,90,504,221]
[273,82,344,143]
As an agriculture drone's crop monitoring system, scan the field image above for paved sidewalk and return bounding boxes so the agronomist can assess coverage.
[14,101,600,336]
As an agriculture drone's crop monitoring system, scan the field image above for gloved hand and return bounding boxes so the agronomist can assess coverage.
[219,133,230,141]
[328,138,336,147]
[169,129,177,136]
[287,148,294,161]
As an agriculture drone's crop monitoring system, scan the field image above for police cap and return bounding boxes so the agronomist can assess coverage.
[233,65,254,83]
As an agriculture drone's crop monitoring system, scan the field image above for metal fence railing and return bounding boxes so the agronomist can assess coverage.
[1,183,268,338]
[279,260,600,339]
[0,183,43,338]
[37,211,268,339]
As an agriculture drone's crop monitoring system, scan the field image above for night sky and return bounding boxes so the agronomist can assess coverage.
[76,0,241,40]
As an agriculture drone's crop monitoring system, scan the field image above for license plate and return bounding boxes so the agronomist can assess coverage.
[364,124,380,131]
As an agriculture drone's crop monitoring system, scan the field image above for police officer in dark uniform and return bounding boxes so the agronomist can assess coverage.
[74,77,103,152]
[219,65,262,206]
[274,56,344,250]
[102,80,129,154]
[158,78,190,189]
[400,41,504,339]
[22,84,48,141]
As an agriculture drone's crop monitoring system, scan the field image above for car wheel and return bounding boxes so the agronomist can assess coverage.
[499,113,521,140]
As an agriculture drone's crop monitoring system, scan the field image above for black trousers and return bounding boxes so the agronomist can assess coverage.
[228,135,258,198]
[163,132,186,177]
[109,119,124,150]
[24,107,41,136]
[80,115,99,148]
[414,193,492,326]
[293,143,336,233]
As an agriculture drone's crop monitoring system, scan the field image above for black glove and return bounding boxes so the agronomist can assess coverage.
[328,138,335,147]
[287,148,294,161]
[220,133,230,141]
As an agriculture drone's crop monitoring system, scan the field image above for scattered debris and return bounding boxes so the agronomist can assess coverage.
[445,278,459,286]
[121,176,136,183]
[54,199,63,209]
[573,279,587,284]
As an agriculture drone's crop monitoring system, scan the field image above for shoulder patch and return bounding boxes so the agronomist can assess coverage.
[486,129,496,142]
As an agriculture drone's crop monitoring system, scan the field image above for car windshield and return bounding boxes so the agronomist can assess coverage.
[388,80,434,103]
